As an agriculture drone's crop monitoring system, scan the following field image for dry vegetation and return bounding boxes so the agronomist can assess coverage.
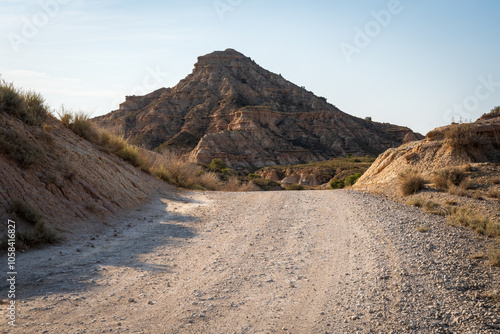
[407,197,500,266]
[2,200,59,250]
[398,170,427,196]
[444,122,482,149]
[0,80,49,126]
[58,110,259,191]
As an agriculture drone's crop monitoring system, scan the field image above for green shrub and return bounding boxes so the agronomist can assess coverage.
[330,179,345,189]
[251,177,281,191]
[285,183,304,191]
[345,173,362,186]
[10,200,44,225]
[248,173,262,179]
[207,158,228,172]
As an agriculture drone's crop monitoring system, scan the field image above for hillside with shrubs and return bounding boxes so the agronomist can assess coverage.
[354,109,500,265]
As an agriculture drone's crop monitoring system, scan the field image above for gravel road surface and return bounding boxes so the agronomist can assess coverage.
[1,190,499,333]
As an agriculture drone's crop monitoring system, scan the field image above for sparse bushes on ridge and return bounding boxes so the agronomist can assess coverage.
[59,110,99,142]
[0,80,49,126]
[444,122,481,148]
[398,170,427,196]
[58,110,149,170]
[485,106,500,118]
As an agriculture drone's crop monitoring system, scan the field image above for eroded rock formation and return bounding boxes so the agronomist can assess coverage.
[94,49,422,169]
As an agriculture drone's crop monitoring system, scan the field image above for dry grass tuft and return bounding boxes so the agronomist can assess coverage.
[470,252,485,260]
[407,198,449,216]
[58,110,100,142]
[398,170,427,196]
[417,225,429,233]
[432,167,468,191]
[222,176,244,192]
[488,248,500,267]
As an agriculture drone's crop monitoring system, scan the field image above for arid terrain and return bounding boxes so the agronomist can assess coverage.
[2,189,499,333]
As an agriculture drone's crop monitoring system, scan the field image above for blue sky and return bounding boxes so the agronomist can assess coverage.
[1,0,499,134]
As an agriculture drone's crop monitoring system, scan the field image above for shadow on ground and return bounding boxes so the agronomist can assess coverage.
[7,192,202,299]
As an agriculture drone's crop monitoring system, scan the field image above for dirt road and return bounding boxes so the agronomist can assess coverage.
[2,190,500,333]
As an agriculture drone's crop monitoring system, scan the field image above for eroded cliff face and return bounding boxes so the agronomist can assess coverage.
[94,49,422,169]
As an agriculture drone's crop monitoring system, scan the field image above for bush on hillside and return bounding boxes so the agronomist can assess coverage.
[432,167,468,190]
[4,200,59,249]
[0,128,42,167]
[444,122,481,148]
[330,179,345,189]
[345,173,362,186]
[398,170,427,196]
[0,80,49,126]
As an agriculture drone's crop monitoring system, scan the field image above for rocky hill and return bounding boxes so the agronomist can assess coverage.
[354,112,500,221]
[94,49,422,169]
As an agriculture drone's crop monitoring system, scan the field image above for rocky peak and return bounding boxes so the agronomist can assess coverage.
[194,48,249,69]
[94,49,422,169]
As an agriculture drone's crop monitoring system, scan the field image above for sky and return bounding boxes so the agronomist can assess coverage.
[1,0,500,135]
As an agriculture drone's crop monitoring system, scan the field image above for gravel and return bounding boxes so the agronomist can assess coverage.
[1,189,498,333]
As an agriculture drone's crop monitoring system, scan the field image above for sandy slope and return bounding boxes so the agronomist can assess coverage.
[1,190,499,333]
